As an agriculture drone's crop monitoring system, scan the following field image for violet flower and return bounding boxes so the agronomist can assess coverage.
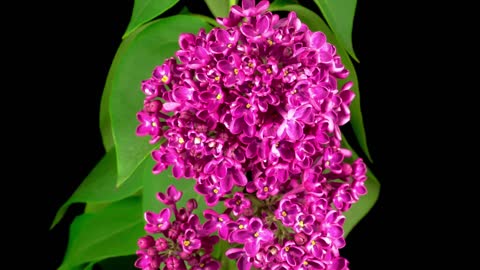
[225,192,252,216]
[144,208,171,234]
[229,217,274,257]
[156,184,182,205]
[134,0,371,269]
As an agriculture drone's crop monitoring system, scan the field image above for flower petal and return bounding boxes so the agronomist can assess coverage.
[286,120,303,140]
[230,230,251,243]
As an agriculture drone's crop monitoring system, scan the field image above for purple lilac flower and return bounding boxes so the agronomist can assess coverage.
[190,255,221,270]
[225,192,251,216]
[280,241,305,267]
[134,187,220,270]
[144,208,171,234]
[178,228,201,254]
[156,184,182,205]
[135,0,370,269]
[229,217,274,256]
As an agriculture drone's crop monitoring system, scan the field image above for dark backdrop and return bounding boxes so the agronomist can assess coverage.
[40,0,398,269]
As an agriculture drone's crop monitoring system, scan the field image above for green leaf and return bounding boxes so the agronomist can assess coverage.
[83,262,96,270]
[58,197,144,269]
[57,265,85,270]
[84,202,112,214]
[268,4,372,162]
[313,0,359,62]
[341,52,372,162]
[100,22,156,152]
[341,136,380,237]
[122,0,180,39]
[50,149,143,229]
[204,0,231,18]
[109,15,213,187]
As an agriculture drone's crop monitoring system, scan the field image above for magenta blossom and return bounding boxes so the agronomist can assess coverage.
[134,0,370,269]
[144,208,171,234]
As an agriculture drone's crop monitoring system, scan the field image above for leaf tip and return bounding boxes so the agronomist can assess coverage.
[50,204,69,230]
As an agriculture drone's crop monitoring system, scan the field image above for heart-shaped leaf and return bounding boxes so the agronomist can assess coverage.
[58,197,144,269]
[122,0,180,39]
[269,3,372,162]
[313,0,359,62]
[109,15,213,187]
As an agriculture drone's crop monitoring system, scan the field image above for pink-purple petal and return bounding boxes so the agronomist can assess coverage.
[286,120,303,140]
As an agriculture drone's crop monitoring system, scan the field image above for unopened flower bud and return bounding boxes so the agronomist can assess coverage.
[155,238,168,252]
[137,235,155,249]
[145,100,162,113]
[186,199,198,212]
[146,247,157,257]
[294,232,308,246]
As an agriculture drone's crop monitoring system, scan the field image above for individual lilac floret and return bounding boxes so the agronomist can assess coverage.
[229,217,274,257]
[144,208,171,234]
[224,192,251,216]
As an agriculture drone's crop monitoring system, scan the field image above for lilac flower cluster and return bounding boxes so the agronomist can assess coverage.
[135,0,368,269]
[135,185,221,270]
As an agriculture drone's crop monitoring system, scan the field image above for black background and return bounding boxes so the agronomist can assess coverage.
[34,0,410,269]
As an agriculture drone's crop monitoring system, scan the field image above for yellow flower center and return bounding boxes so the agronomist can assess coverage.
[254,232,259,238]
[194,137,201,144]
[234,68,239,75]
[325,160,330,166]
[215,76,220,81]
[216,93,222,100]
[291,89,297,94]
[213,188,219,194]
[248,62,254,68]
[246,103,252,109]
[236,200,242,205]
[311,240,316,246]
[219,217,224,222]
[161,75,169,83]
[239,224,244,229]
[303,261,308,265]
[263,186,269,192]
[178,137,185,144]
[266,68,272,74]
[299,220,304,227]
[285,246,290,252]
[151,122,157,127]
[282,211,287,217]
[267,39,273,46]
[284,69,288,76]
[183,240,190,247]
